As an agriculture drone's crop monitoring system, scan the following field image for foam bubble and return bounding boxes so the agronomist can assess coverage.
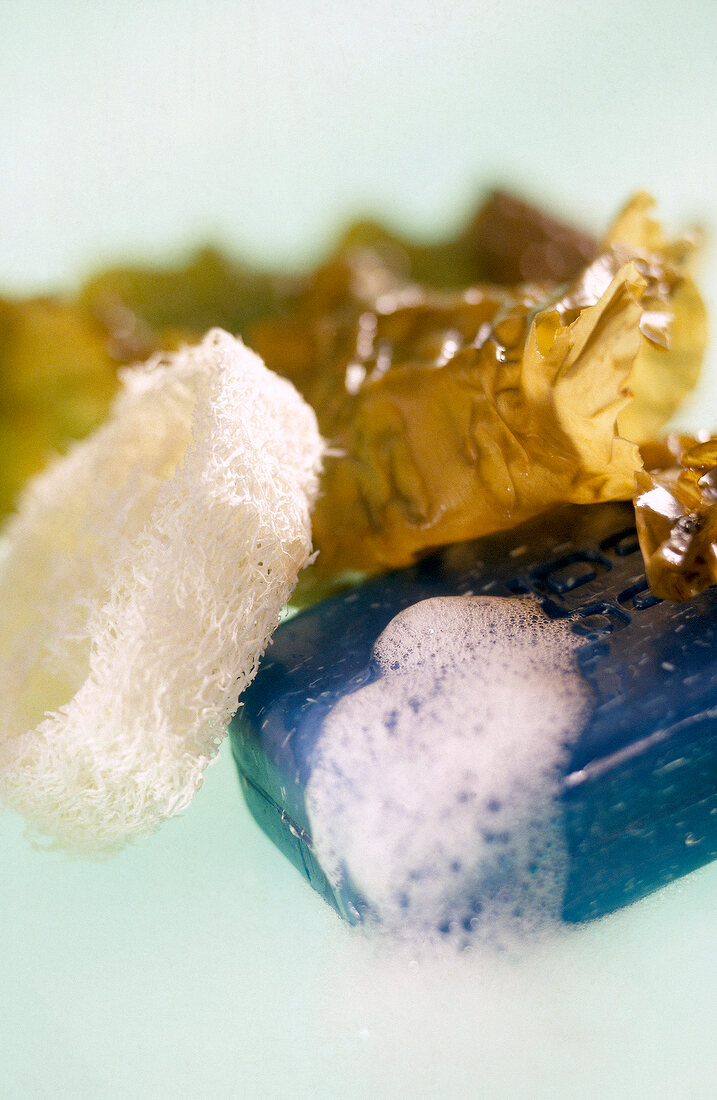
[305,596,590,947]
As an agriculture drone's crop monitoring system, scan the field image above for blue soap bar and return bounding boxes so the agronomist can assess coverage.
[230,502,717,928]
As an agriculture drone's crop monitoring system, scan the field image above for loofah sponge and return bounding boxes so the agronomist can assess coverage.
[0,329,324,853]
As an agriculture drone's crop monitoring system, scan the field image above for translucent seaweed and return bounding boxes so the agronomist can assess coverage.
[0,192,707,597]
[254,195,703,574]
[636,434,717,601]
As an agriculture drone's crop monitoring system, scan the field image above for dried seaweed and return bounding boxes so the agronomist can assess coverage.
[256,195,704,574]
[0,192,708,598]
[636,434,717,601]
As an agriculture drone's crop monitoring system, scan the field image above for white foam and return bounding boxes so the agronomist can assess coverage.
[305,596,590,947]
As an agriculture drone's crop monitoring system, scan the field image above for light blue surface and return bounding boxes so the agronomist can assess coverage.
[2,3,717,1097]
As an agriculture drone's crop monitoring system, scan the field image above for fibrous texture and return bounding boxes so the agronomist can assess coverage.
[0,329,323,853]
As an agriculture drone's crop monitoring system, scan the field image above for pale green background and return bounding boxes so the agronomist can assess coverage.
[2,2,717,1097]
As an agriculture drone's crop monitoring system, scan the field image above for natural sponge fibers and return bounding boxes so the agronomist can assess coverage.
[0,329,324,853]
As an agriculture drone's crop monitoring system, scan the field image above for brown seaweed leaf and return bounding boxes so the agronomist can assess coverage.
[287,195,705,576]
[636,434,717,601]
[309,256,647,573]
[0,253,302,522]
[610,193,707,444]
[0,296,139,519]
[0,193,705,582]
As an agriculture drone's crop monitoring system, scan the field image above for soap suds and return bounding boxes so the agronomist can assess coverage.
[306,596,590,946]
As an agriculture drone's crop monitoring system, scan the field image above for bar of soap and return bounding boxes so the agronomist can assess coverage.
[230,502,717,939]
